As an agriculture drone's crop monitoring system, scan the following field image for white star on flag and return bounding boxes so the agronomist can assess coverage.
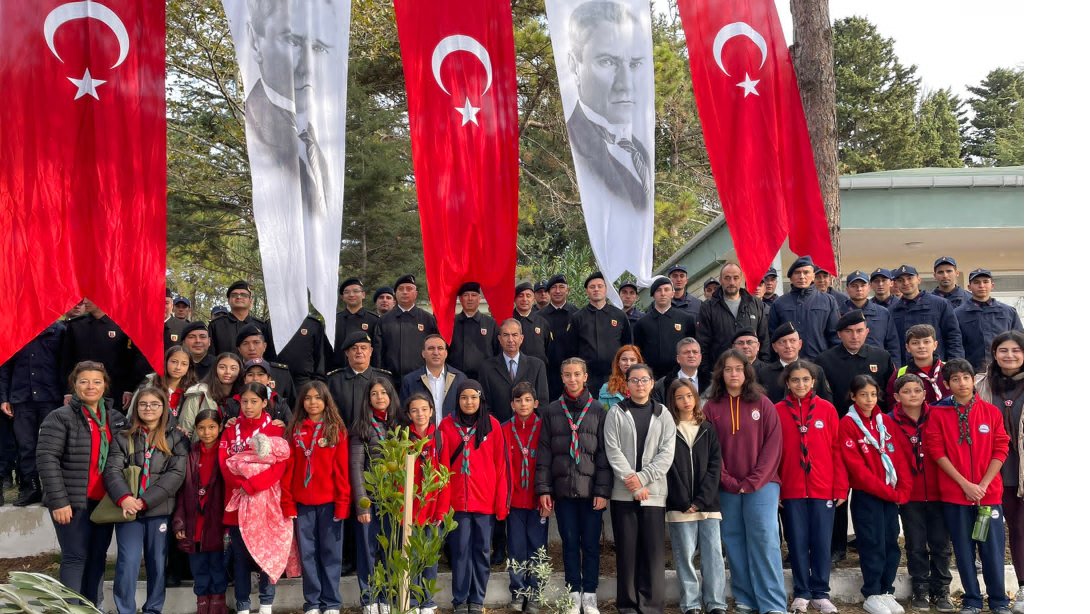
[736,72,760,97]
[68,68,106,100]
[455,97,481,126]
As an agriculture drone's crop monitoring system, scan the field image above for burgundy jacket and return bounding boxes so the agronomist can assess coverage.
[172,444,225,553]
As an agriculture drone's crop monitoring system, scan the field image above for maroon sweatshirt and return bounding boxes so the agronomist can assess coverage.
[703,394,783,494]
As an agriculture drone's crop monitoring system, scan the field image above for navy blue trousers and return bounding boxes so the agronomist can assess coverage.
[850,491,901,598]
[450,512,494,606]
[53,503,113,607]
[189,549,227,596]
[782,498,835,600]
[553,497,604,593]
[944,503,1009,610]
[355,512,391,605]
[12,402,55,482]
[507,507,550,598]
[296,503,344,611]
[113,515,170,614]
[229,525,275,610]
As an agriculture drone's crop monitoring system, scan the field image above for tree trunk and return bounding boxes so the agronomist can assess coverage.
[790,0,842,274]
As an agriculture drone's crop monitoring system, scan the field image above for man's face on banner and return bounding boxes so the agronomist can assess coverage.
[250,0,336,119]
[570,16,645,125]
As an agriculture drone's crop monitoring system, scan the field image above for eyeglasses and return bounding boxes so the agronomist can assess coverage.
[229,291,251,298]
[627,377,653,385]
[137,402,164,409]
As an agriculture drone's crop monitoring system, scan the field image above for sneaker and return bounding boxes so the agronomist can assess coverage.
[379,604,391,614]
[910,590,929,610]
[322,610,341,614]
[259,607,273,614]
[566,592,581,614]
[789,597,809,613]
[367,605,380,614]
[991,608,1013,614]
[305,609,320,614]
[13,485,42,507]
[734,604,757,614]
[932,596,955,613]
[863,595,892,614]
[957,608,981,614]
[1011,586,1024,614]
[882,594,905,614]
[421,608,437,614]
[509,596,526,612]
[811,598,839,614]
[582,593,600,614]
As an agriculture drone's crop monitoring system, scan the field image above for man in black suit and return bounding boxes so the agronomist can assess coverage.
[478,319,549,423]
[399,335,465,423]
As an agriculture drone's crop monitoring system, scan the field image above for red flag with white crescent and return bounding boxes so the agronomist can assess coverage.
[393,0,519,341]
[0,0,166,370]
[678,0,835,291]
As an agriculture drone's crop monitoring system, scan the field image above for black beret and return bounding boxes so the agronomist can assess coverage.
[341,330,373,352]
[515,282,534,295]
[226,280,250,297]
[786,256,814,277]
[546,274,567,290]
[458,281,482,295]
[649,276,672,295]
[583,271,605,288]
[372,286,394,301]
[394,274,417,290]
[618,281,639,292]
[770,322,798,344]
[234,324,265,348]
[339,277,364,294]
[181,321,208,340]
[836,310,867,332]
[731,329,759,345]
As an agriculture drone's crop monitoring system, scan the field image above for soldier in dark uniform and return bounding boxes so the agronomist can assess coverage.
[376,274,438,388]
[330,277,382,371]
[702,278,720,301]
[840,270,901,363]
[768,256,841,360]
[755,322,833,404]
[814,265,850,305]
[931,256,972,308]
[569,272,633,395]
[869,268,900,310]
[618,281,644,325]
[372,286,396,318]
[633,276,695,379]
[234,324,296,407]
[180,321,214,379]
[448,281,496,381]
[61,298,138,405]
[538,274,578,403]
[512,282,551,368]
[533,280,549,312]
[209,280,275,361]
[276,313,327,388]
[164,296,191,349]
[666,264,702,319]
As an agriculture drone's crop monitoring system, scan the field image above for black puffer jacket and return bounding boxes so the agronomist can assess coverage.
[37,398,129,511]
[535,390,612,500]
[104,428,188,518]
[666,419,722,513]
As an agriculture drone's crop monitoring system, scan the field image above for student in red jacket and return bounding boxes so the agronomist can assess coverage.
[886,374,954,612]
[174,409,228,614]
[924,359,1011,614]
[503,382,547,612]
[438,380,510,614]
[282,381,350,614]
[775,360,845,614]
[838,375,912,614]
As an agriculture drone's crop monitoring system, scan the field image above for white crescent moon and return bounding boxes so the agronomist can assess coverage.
[712,22,767,76]
[44,1,130,69]
[431,35,493,96]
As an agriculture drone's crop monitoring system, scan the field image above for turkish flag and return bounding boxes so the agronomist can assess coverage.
[678,0,836,291]
[0,2,166,368]
[393,0,519,341]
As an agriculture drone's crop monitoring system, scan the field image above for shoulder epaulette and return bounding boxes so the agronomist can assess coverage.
[326,367,347,377]
[270,361,290,369]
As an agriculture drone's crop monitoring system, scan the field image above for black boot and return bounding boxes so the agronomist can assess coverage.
[13,480,42,507]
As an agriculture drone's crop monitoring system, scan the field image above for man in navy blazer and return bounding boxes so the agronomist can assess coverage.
[478,319,549,423]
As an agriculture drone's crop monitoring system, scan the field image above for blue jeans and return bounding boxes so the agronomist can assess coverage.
[668,518,727,612]
[229,526,275,610]
[944,503,1009,610]
[719,483,787,613]
[781,498,835,600]
[851,491,900,598]
[189,550,227,596]
[553,497,604,593]
[450,512,494,606]
[296,503,344,611]
[53,503,114,608]
[113,515,170,614]
[507,508,550,598]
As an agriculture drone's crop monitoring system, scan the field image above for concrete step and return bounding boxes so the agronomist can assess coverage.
[96,565,1018,613]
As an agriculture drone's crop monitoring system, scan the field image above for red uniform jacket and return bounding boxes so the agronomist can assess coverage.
[886,404,941,502]
[837,410,913,504]
[218,412,286,526]
[776,393,847,500]
[408,424,451,525]
[282,418,351,520]
[923,395,1009,506]
[503,415,544,511]
[438,415,510,520]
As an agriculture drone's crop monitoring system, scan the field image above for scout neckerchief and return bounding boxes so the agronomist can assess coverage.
[370,408,388,441]
[510,415,540,489]
[137,428,154,497]
[560,393,592,464]
[83,400,110,472]
[847,405,897,487]
[894,405,928,475]
[955,396,974,445]
[786,392,815,474]
[294,420,324,486]
[231,413,271,454]
[454,422,477,474]
[913,361,944,401]
[169,387,184,418]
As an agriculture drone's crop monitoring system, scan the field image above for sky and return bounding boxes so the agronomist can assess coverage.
[774,0,1025,100]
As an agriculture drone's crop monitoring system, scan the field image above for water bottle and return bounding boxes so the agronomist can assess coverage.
[971,505,991,542]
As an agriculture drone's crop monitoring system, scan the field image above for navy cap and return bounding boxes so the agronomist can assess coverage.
[893,264,918,279]
[836,310,867,331]
[787,256,815,277]
[618,281,639,292]
[933,256,957,270]
[457,281,482,295]
[372,286,394,301]
[763,267,778,281]
[242,358,271,374]
[211,305,228,316]
[394,274,417,290]
[546,274,567,290]
[341,330,373,352]
[703,278,720,289]
[968,268,992,282]
[814,266,829,275]
[870,268,893,281]
[667,264,687,275]
[515,282,533,295]
[173,296,191,307]
[845,270,869,285]
[649,276,672,295]
[339,277,364,294]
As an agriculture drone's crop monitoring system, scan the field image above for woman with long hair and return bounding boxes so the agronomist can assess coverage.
[179,352,244,435]
[129,346,199,428]
[598,345,644,410]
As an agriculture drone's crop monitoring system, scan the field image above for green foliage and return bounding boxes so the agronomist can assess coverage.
[361,427,456,613]
[0,572,101,614]
[509,546,576,614]
[965,67,1024,166]
[916,89,966,168]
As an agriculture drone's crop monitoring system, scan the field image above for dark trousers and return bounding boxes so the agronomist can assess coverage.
[356,513,391,604]
[554,497,604,593]
[782,498,835,600]
[114,515,170,614]
[611,501,666,614]
[832,493,849,555]
[507,507,550,597]
[0,411,14,477]
[229,525,275,610]
[12,402,55,483]
[296,503,344,611]
[54,504,113,607]
[1003,487,1024,585]
[450,511,494,606]
[189,548,227,596]
[899,501,952,596]
[851,491,900,598]
[944,503,1009,611]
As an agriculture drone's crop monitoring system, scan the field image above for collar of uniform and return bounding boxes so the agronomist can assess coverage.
[398,304,415,314]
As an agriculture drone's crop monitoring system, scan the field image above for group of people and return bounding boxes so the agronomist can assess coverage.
[0,254,1024,614]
